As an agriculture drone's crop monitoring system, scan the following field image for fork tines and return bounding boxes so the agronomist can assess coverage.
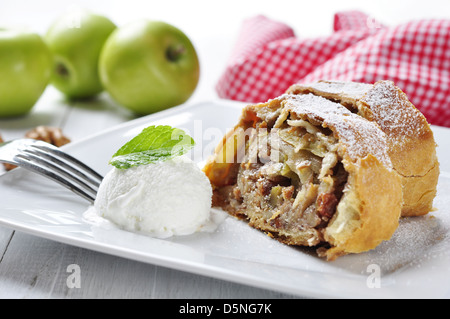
[14,140,103,203]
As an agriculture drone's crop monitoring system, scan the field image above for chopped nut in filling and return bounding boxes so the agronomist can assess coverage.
[223,106,348,247]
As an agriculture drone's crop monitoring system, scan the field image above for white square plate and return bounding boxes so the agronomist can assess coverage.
[1,100,450,299]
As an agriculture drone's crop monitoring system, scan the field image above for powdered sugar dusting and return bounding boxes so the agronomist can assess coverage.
[290,80,434,159]
[283,94,392,168]
[309,80,373,100]
[361,81,429,142]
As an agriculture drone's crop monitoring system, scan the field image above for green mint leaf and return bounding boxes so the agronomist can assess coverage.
[109,125,195,169]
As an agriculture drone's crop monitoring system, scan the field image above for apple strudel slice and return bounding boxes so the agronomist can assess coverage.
[287,80,439,217]
[203,93,403,260]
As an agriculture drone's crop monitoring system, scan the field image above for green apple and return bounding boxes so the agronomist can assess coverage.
[0,29,52,118]
[99,20,200,115]
[45,11,116,100]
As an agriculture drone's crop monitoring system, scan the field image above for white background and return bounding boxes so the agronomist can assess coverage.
[0,0,449,299]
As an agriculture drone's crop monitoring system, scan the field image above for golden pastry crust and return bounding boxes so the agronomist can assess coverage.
[321,154,402,260]
[287,80,439,216]
[204,93,403,260]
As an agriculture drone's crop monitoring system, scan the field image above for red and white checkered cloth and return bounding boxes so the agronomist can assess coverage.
[216,11,450,127]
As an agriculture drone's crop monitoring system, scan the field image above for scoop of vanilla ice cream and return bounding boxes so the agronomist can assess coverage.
[94,156,213,238]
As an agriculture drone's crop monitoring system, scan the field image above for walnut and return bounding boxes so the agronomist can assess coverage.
[1,127,71,171]
[2,162,16,171]
[0,133,16,171]
[25,126,71,147]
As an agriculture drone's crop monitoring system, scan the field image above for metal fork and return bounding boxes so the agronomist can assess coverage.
[0,139,103,203]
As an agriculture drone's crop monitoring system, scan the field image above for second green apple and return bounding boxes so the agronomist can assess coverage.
[99,20,200,115]
[45,11,116,100]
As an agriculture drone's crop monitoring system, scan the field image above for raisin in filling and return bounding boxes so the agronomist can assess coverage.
[228,110,348,246]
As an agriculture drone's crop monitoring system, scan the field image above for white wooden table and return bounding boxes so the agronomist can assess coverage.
[0,0,448,299]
